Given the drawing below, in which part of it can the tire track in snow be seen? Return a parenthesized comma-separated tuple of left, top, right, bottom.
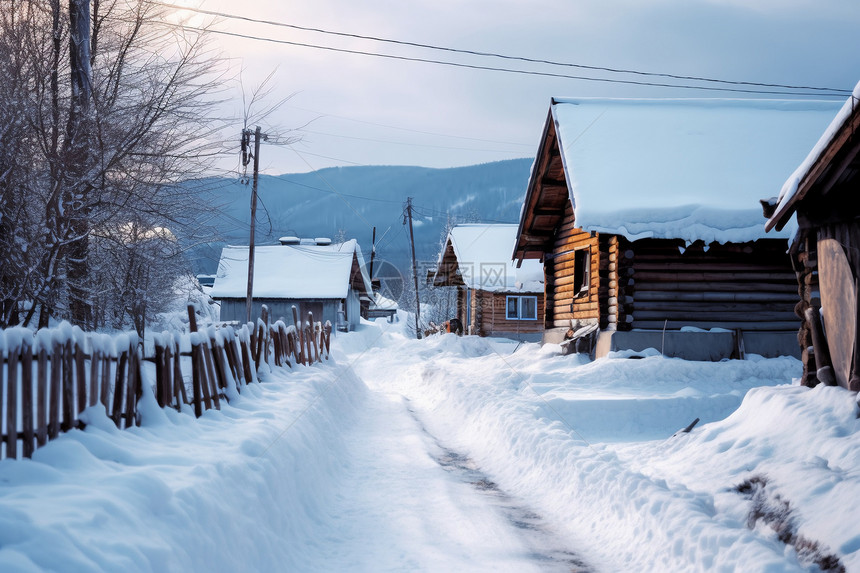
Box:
(404, 403, 592, 573)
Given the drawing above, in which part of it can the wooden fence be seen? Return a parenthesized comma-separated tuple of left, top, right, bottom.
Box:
(0, 305, 332, 460)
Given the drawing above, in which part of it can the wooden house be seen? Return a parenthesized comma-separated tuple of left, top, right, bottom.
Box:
(210, 237, 373, 331)
(513, 98, 841, 360)
(765, 85, 860, 390)
(434, 224, 544, 340)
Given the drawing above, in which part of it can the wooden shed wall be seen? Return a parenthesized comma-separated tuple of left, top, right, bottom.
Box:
(623, 238, 800, 331)
(472, 291, 545, 337)
(218, 298, 340, 329)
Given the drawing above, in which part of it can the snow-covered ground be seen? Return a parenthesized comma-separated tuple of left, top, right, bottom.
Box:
(1, 317, 858, 572)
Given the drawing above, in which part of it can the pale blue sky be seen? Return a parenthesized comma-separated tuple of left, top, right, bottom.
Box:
(172, 0, 860, 175)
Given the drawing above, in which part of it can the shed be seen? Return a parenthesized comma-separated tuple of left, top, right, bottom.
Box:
(434, 224, 544, 340)
(765, 83, 860, 390)
(210, 238, 373, 331)
(513, 98, 841, 360)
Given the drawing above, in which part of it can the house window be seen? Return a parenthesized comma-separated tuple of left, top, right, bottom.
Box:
(573, 248, 591, 298)
(506, 295, 538, 321)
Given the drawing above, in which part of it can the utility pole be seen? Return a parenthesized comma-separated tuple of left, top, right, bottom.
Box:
(369, 226, 377, 281)
(404, 198, 422, 339)
(242, 126, 265, 323)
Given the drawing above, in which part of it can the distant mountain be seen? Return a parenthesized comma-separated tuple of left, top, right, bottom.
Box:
(185, 158, 533, 278)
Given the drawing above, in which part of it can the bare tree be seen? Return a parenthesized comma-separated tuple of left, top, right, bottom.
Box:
(0, 0, 227, 332)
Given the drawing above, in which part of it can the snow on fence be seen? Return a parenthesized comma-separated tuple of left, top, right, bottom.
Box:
(0, 305, 332, 460)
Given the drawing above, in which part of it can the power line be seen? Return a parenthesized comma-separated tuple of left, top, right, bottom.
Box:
(152, 1, 851, 96)
(175, 25, 850, 98)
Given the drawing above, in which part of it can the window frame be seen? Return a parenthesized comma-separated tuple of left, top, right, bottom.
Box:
(505, 295, 539, 321)
(573, 248, 591, 299)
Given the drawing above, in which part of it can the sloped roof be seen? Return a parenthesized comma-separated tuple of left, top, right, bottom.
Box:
(210, 239, 372, 300)
(515, 98, 841, 256)
(766, 81, 860, 231)
(436, 224, 543, 293)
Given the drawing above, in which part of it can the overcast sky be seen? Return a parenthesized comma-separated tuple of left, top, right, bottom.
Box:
(169, 0, 860, 175)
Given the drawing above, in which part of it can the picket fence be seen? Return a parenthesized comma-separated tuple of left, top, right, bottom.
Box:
(0, 304, 332, 460)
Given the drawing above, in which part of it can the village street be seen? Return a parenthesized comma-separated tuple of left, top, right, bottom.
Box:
(310, 333, 591, 572)
(1, 317, 857, 572)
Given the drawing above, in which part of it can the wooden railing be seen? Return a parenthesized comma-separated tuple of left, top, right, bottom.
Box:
(0, 305, 333, 460)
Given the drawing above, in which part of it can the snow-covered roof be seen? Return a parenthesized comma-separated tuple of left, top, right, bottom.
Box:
(550, 98, 842, 243)
(767, 81, 860, 231)
(210, 239, 372, 300)
(444, 224, 543, 292)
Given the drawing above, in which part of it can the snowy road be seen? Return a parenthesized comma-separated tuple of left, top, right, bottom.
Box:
(307, 367, 590, 572)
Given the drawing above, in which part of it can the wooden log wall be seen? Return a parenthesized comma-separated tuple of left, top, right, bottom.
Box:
(625, 238, 801, 331)
(545, 203, 601, 329)
(479, 291, 545, 336)
(0, 304, 334, 460)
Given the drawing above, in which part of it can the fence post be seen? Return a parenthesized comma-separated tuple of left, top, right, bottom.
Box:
(190, 335, 204, 418)
(6, 335, 20, 459)
(89, 347, 100, 408)
(279, 323, 291, 368)
(100, 339, 111, 416)
(37, 343, 48, 447)
(225, 334, 243, 389)
(240, 328, 255, 384)
(324, 321, 332, 359)
(154, 336, 165, 408)
(61, 338, 75, 432)
(125, 342, 140, 429)
(202, 340, 220, 410)
(304, 321, 313, 365)
(49, 338, 62, 439)
(21, 335, 34, 458)
(73, 330, 87, 417)
(112, 346, 128, 428)
(308, 312, 320, 363)
(161, 341, 174, 410)
(172, 335, 188, 408)
(292, 306, 304, 365)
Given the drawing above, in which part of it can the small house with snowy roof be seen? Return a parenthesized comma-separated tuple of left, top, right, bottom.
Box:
(434, 224, 544, 340)
(210, 237, 373, 331)
(513, 98, 841, 360)
(764, 83, 860, 390)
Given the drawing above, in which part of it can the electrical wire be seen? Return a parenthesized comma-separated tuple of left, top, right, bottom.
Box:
(151, 1, 852, 96)
(177, 25, 849, 98)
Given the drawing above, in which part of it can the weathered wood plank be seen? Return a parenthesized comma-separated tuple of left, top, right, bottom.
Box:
(191, 342, 204, 417)
(75, 339, 87, 415)
(633, 271, 797, 282)
(632, 319, 800, 331)
(124, 346, 139, 429)
(202, 342, 220, 410)
(61, 339, 74, 432)
(37, 346, 48, 447)
(20, 338, 34, 458)
(632, 310, 799, 321)
(6, 341, 19, 458)
(89, 348, 100, 408)
(634, 290, 799, 303)
(111, 348, 128, 428)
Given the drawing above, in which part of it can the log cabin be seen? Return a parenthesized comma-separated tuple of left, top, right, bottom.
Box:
(765, 83, 860, 390)
(434, 224, 544, 340)
(210, 237, 373, 331)
(514, 98, 841, 360)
